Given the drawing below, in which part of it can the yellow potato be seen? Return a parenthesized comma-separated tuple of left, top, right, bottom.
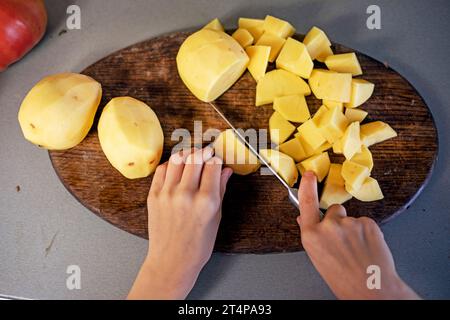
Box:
(245, 45, 271, 82)
(294, 131, 331, 158)
(323, 99, 343, 110)
(256, 69, 311, 106)
(232, 28, 254, 48)
(213, 129, 261, 175)
(351, 145, 373, 172)
(276, 37, 313, 78)
(318, 105, 349, 144)
(341, 122, 361, 160)
(277, 137, 308, 162)
(309, 69, 352, 102)
(263, 15, 295, 38)
(319, 163, 352, 209)
(297, 151, 330, 182)
(273, 94, 311, 123)
(345, 79, 375, 108)
(345, 108, 368, 123)
(176, 29, 249, 102)
(297, 119, 326, 151)
(342, 160, 370, 191)
(325, 53, 362, 76)
(316, 45, 334, 63)
(332, 138, 343, 154)
(360, 121, 397, 147)
(312, 105, 329, 126)
(98, 97, 164, 179)
(203, 18, 224, 32)
(238, 18, 264, 42)
(269, 111, 296, 145)
(303, 26, 332, 61)
(18, 73, 102, 150)
(255, 32, 286, 62)
(260, 149, 298, 187)
(346, 177, 384, 202)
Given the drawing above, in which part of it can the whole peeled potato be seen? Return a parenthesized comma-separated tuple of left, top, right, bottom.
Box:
(18, 73, 102, 150)
(177, 28, 249, 102)
(98, 97, 164, 179)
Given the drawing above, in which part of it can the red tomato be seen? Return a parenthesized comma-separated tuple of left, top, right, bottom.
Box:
(0, 0, 47, 71)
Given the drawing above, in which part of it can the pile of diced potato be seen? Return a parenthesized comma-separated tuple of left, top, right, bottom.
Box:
(195, 16, 398, 208)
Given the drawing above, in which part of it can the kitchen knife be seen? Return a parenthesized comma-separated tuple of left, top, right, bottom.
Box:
(208, 102, 301, 209)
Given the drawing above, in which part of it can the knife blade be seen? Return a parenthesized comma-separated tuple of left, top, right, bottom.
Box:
(208, 102, 300, 209)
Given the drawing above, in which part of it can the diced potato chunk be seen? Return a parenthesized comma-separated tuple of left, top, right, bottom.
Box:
(203, 18, 225, 32)
(342, 160, 370, 190)
(318, 105, 349, 144)
(263, 15, 295, 39)
(177, 29, 249, 102)
(325, 53, 362, 76)
(260, 149, 298, 187)
(312, 105, 329, 126)
(276, 37, 313, 78)
(98, 97, 164, 179)
(316, 44, 333, 63)
(256, 32, 286, 62)
(345, 108, 368, 123)
(319, 163, 352, 209)
(213, 129, 261, 175)
(314, 141, 332, 155)
(297, 152, 330, 182)
(360, 121, 397, 147)
(345, 79, 375, 108)
(326, 163, 346, 185)
(273, 94, 310, 123)
(278, 137, 308, 162)
(297, 119, 326, 150)
(239, 17, 264, 30)
(309, 69, 352, 102)
(351, 145, 373, 172)
(269, 111, 296, 145)
(303, 26, 332, 61)
(256, 69, 311, 106)
(246, 45, 271, 82)
(232, 28, 254, 48)
(323, 99, 343, 110)
(320, 183, 353, 209)
(238, 18, 265, 42)
(341, 122, 361, 160)
(346, 177, 384, 202)
(332, 138, 343, 154)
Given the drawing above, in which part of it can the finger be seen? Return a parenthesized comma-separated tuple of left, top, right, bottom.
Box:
(324, 204, 347, 221)
(199, 157, 223, 195)
(149, 162, 168, 195)
(181, 147, 214, 189)
(164, 148, 196, 186)
(297, 171, 321, 229)
(220, 167, 233, 199)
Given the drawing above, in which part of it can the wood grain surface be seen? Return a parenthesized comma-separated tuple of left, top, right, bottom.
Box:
(49, 31, 438, 253)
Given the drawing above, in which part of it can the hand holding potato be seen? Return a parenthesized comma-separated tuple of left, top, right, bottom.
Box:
(128, 147, 233, 300)
(298, 171, 419, 300)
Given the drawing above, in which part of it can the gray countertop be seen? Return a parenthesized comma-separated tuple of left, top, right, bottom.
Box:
(0, 0, 449, 299)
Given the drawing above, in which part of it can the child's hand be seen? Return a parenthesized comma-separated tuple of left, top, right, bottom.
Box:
(297, 171, 419, 300)
(128, 147, 233, 300)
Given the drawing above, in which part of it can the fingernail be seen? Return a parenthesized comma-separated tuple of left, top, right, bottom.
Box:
(224, 167, 233, 179)
(304, 171, 315, 177)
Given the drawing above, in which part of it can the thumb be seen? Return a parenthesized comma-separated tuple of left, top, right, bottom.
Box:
(220, 167, 233, 199)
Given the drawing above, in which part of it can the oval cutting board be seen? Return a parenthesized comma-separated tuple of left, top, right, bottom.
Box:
(49, 31, 438, 253)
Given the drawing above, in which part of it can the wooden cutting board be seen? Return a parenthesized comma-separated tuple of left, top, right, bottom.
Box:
(49, 31, 438, 253)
